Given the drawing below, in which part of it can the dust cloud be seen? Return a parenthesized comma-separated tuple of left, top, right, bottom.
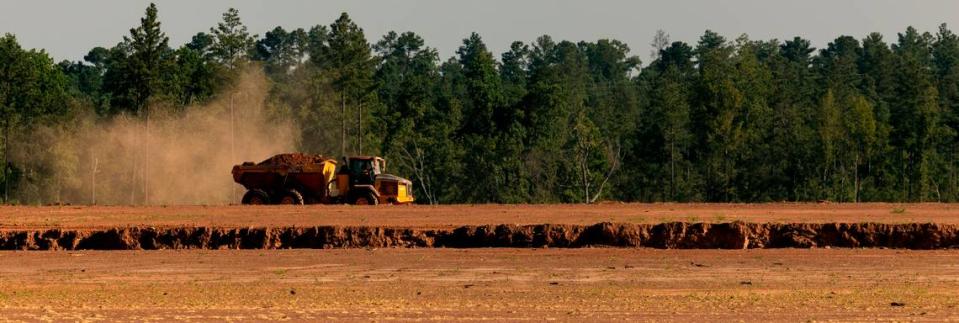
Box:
(13, 67, 296, 205)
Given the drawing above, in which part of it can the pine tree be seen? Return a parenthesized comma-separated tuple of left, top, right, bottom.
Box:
(210, 8, 255, 69)
(693, 30, 741, 201)
(308, 13, 376, 156)
(452, 33, 510, 202)
(933, 24, 959, 199)
(122, 2, 175, 114)
(892, 27, 941, 200)
(373, 31, 447, 203)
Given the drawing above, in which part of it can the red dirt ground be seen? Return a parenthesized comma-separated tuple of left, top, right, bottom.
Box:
(0, 248, 956, 321)
(1, 203, 958, 229)
(2, 204, 957, 320)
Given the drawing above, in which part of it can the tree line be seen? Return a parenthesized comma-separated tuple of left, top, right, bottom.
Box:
(3, 4, 959, 204)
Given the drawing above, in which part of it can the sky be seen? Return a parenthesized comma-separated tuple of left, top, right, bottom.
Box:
(1, 0, 958, 63)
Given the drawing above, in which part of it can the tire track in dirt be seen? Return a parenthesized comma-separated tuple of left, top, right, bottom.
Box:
(1, 222, 958, 250)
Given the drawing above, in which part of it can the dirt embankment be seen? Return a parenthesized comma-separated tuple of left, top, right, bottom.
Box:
(2, 222, 958, 250)
(6, 204, 959, 230)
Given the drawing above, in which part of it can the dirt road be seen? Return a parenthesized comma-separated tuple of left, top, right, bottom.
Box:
(0, 249, 955, 321)
(2, 203, 958, 229)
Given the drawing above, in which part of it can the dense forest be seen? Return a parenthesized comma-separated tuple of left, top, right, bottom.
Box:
(3, 4, 959, 204)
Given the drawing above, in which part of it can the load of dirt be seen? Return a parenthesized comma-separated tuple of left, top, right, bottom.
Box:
(256, 153, 332, 166)
(1, 222, 958, 250)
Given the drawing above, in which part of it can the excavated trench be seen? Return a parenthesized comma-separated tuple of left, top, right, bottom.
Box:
(2, 222, 959, 250)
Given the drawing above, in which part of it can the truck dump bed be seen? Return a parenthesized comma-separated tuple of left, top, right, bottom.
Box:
(232, 153, 337, 198)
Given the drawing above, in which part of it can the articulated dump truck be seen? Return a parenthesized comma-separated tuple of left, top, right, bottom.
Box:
(231, 153, 414, 205)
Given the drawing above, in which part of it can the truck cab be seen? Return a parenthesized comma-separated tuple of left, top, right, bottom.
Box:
(347, 156, 383, 185)
(334, 156, 414, 205)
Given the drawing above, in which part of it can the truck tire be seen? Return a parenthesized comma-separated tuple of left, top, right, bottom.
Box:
(241, 189, 270, 205)
(278, 189, 304, 205)
(352, 191, 378, 206)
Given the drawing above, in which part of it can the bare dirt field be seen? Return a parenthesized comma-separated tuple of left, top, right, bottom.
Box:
(2, 202, 958, 229)
(1, 204, 958, 321)
(0, 248, 956, 321)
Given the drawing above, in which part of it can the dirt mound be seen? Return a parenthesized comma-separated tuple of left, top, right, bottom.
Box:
(257, 153, 331, 166)
(1, 222, 958, 250)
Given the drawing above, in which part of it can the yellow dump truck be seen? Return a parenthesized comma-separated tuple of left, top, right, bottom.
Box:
(231, 153, 414, 205)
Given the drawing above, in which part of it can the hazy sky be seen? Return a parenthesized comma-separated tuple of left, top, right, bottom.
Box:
(2, 0, 958, 62)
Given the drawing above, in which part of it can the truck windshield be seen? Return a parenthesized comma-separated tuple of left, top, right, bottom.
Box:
(349, 159, 380, 175)
(349, 159, 370, 174)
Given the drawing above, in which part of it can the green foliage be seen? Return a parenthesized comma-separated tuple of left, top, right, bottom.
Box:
(115, 2, 177, 114)
(453, 33, 512, 202)
(209, 8, 255, 68)
(0, 34, 72, 203)
(372, 31, 449, 203)
(174, 40, 225, 106)
(304, 13, 377, 156)
(253, 26, 308, 77)
(10, 6, 959, 204)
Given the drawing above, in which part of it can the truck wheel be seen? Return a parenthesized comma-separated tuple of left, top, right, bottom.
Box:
(241, 189, 270, 205)
(352, 191, 378, 206)
(278, 189, 304, 205)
